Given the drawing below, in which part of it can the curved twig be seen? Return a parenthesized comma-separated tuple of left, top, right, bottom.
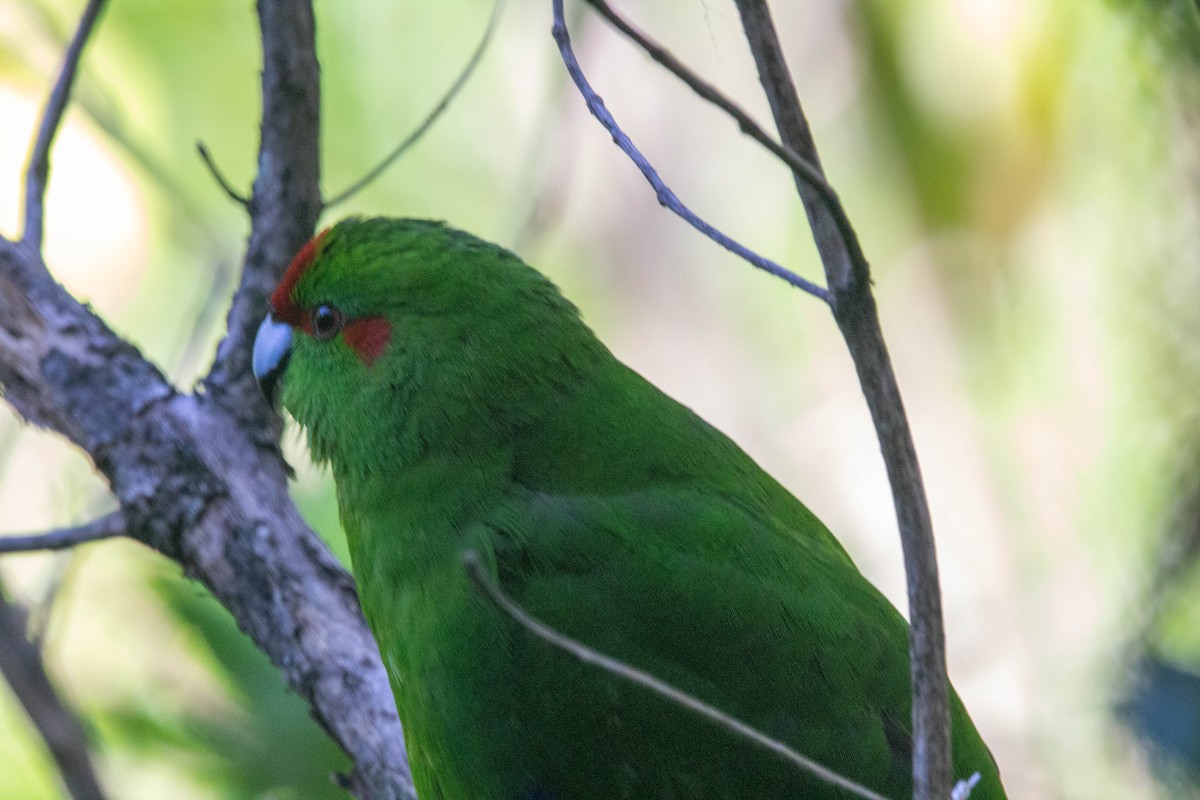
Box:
(549, 0, 829, 302)
(463, 550, 889, 800)
(0, 510, 125, 554)
(22, 0, 109, 251)
(577, 0, 865, 272)
(196, 142, 250, 207)
(323, 0, 507, 209)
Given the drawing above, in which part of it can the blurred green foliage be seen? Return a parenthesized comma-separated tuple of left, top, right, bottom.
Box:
(104, 572, 350, 799)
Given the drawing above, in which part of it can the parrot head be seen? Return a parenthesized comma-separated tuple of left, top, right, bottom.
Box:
(252, 217, 602, 475)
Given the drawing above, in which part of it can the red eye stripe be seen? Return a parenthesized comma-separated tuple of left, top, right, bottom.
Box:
(343, 317, 392, 366)
(270, 228, 330, 327)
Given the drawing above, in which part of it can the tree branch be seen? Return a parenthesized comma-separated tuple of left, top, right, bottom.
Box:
(0, 511, 124, 554)
(0, 237, 415, 800)
(549, 0, 829, 301)
(0, 0, 416, 795)
(0, 581, 107, 800)
(730, 3, 952, 798)
(21, 0, 108, 251)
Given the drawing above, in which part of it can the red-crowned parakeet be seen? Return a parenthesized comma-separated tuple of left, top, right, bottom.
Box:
(252, 217, 1007, 800)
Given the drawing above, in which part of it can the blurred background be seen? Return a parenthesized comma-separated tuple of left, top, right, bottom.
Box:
(1, 0, 1199, 797)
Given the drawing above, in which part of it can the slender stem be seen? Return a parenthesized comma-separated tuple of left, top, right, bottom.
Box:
(0, 511, 124, 554)
(0, 581, 108, 800)
(203, 0, 324, 426)
(324, 0, 507, 208)
(731, 3, 951, 798)
(463, 551, 889, 800)
(196, 142, 250, 206)
(550, 0, 829, 302)
(22, 0, 109, 251)
(564, 0, 955, 794)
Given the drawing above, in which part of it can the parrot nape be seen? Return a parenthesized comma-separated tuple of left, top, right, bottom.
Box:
(251, 216, 1007, 800)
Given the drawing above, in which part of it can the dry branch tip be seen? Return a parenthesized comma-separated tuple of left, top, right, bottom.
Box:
(197, 142, 250, 207)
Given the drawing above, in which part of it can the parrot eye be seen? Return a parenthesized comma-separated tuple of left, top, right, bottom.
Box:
(310, 303, 344, 341)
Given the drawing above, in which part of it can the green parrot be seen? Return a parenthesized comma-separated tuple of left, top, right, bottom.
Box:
(251, 217, 1007, 800)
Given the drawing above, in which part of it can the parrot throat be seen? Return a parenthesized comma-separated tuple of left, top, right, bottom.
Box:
(329, 331, 612, 579)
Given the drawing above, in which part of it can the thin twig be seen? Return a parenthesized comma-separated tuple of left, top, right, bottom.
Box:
(0, 579, 108, 800)
(21, 0, 109, 251)
(0, 511, 125, 555)
(324, 0, 507, 209)
(462, 550, 889, 800)
(549, 0, 830, 302)
(196, 142, 250, 207)
(730, 3, 951, 798)
(577, 0, 864, 271)
(202, 0, 324, 430)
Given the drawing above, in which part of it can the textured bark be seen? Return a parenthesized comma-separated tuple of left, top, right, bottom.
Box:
(0, 236, 414, 800)
(0, 0, 415, 797)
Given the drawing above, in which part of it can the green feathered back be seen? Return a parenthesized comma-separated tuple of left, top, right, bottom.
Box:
(274, 217, 1007, 800)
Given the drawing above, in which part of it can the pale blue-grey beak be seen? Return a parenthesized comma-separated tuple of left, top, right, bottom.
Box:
(252, 314, 292, 405)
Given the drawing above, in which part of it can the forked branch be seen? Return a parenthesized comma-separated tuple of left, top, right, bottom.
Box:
(0, 1, 415, 798)
(577, 0, 864, 271)
(730, 4, 951, 797)
(549, 0, 829, 301)
(555, 1, 953, 797)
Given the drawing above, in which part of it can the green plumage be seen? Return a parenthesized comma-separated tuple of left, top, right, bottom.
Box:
(266, 217, 1007, 799)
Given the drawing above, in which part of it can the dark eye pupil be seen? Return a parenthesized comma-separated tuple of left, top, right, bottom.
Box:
(311, 304, 341, 339)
